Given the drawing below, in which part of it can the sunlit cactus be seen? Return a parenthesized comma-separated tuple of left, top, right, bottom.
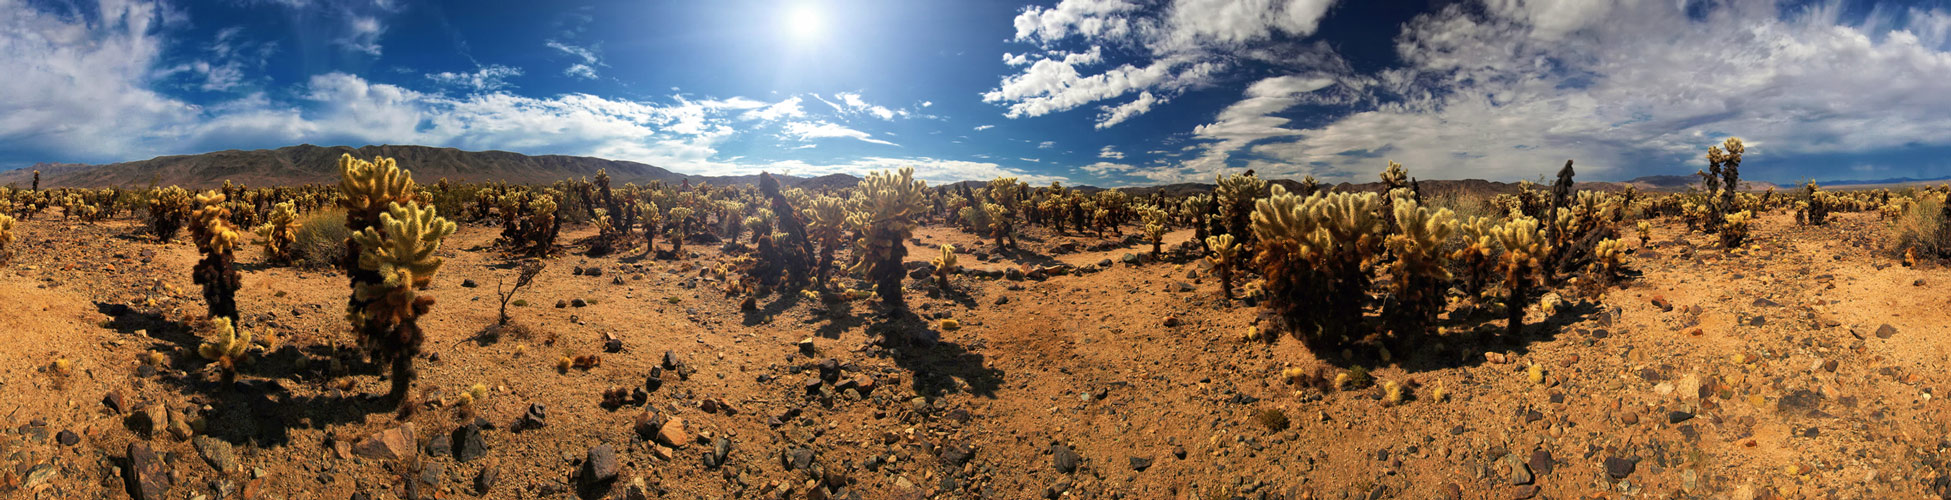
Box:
(666, 206, 694, 256)
(985, 177, 1023, 248)
(846, 167, 928, 310)
(1215, 172, 1269, 246)
(1251, 186, 1385, 340)
(635, 200, 660, 256)
(347, 201, 457, 400)
(1590, 237, 1626, 282)
(1636, 220, 1652, 247)
(0, 213, 14, 266)
(1720, 210, 1752, 248)
(1383, 198, 1456, 333)
(1140, 204, 1169, 256)
(802, 195, 848, 284)
(931, 244, 958, 290)
(254, 201, 302, 264)
(196, 317, 252, 384)
(1451, 216, 1498, 300)
(1492, 216, 1548, 337)
(1205, 234, 1239, 301)
(190, 191, 243, 323)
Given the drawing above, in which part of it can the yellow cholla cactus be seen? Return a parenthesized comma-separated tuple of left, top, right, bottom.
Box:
(1139, 204, 1169, 255)
(1249, 186, 1385, 338)
(1450, 215, 1499, 300)
(1590, 238, 1626, 281)
(0, 213, 14, 265)
(350, 202, 458, 301)
(189, 191, 240, 254)
(1384, 198, 1456, 330)
(254, 201, 301, 264)
(196, 317, 251, 381)
(337, 154, 417, 220)
(1635, 220, 1652, 246)
(1205, 233, 1239, 301)
(1721, 210, 1752, 248)
(932, 244, 959, 289)
(1493, 216, 1547, 337)
(846, 167, 928, 308)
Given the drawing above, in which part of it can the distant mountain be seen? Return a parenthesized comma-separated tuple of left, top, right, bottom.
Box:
(0, 145, 854, 190)
(1780, 175, 1951, 188)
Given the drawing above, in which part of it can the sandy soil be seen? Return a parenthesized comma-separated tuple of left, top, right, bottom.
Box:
(0, 210, 1948, 500)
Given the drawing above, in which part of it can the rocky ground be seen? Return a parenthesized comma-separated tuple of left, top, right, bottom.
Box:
(0, 210, 1947, 500)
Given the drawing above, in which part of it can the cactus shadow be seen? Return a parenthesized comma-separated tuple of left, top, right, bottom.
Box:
(741, 291, 803, 327)
(872, 310, 1003, 399)
(811, 300, 864, 339)
(1378, 299, 1602, 373)
(95, 301, 198, 350)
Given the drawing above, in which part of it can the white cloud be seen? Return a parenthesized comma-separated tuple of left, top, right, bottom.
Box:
(564, 64, 597, 80)
(338, 15, 384, 55)
(781, 121, 898, 146)
(989, 0, 1338, 127)
(1020, 158, 1040, 162)
(1081, 161, 1135, 174)
(817, 91, 897, 120)
(547, 40, 603, 79)
(973, 124, 995, 131)
(425, 65, 522, 91)
(740, 96, 806, 121)
(750, 157, 1068, 185)
(1037, 140, 1056, 149)
(1097, 145, 1124, 159)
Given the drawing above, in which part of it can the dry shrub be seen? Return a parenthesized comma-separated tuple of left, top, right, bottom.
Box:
(293, 210, 348, 268)
(1892, 194, 1951, 259)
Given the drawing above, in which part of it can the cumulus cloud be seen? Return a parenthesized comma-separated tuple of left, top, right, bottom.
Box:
(1138, 0, 1951, 183)
(987, 0, 1337, 127)
(740, 96, 806, 121)
(752, 157, 1067, 184)
(1097, 145, 1124, 159)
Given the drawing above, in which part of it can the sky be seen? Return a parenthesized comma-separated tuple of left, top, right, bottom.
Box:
(5, 0, 1951, 186)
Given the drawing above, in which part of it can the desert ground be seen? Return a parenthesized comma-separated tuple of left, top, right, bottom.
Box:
(1, 209, 1948, 500)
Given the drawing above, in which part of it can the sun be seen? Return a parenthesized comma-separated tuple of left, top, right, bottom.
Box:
(783, 3, 823, 42)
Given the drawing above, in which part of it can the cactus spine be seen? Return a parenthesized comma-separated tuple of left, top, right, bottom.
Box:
(1383, 198, 1456, 334)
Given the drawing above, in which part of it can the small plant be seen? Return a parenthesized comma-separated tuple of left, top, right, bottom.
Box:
(0, 213, 14, 266)
(455, 383, 489, 420)
(1527, 363, 1544, 384)
(930, 244, 958, 290)
(940, 318, 960, 330)
(1253, 408, 1289, 431)
(196, 317, 251, 384)
(1429, 381, 1448, 402)
(1381, 380, 1405, 405)
(1140, 204, 1169, 256)
(1589, 238, 1626, 283)
(496, 260, 546, 326)
(1205, 234, 1238, 300)
(1636, 220, 1651, 246)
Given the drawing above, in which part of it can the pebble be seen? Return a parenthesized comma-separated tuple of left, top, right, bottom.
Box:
(1051, 444, 1080, 474)
(1604, 456, 1639, 480)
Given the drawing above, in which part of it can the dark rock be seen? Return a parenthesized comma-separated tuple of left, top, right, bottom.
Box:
(103, 391, 128, 414)
(604, 337, 624, 353)
(1129, 456, 1153, 472)
(1876, 324, 1898, 339)
(1604, 456, 1639, 480)
(580, 444, 620, 490)
(56, 429, 79, 446)
(1512, 484, 1539, 499)
(1172, 445, 1187, 460)
(1527, 449, 1554, 476)
(787, 448, 815, 471)
(518, 403, 547, 430)
(1440, 483, 1462, 500)
(474, 465, 498, 495)
(461, 279, 477, 288)
(571, 298, 588, 308)
(125, 442, 168, 500)
(940, 442, 973, 466)
(555, 300, 568, 308)
(425, 433, 452, 457)
(662, 351, 682, 370)
(1051, 444, 1080, 474)
(1503, 452, 1533, 485)
(453, 424, 486, 462)
(1668, 411, 1695, 424)
(192, 435, 237, 473)
(644, 372, 664, 392)
(797, 338, 817, 356)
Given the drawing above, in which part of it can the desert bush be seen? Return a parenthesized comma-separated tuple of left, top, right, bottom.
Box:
(1891, 193, 1951, 259)
(846, 167, 928, 309)
(496, 260, 545, 326)
(292, 210, 349, 268)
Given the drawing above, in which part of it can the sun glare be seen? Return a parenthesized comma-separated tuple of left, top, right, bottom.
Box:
(784, 4, 823, 42)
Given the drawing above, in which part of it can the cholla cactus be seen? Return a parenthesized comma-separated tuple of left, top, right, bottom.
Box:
(985, 177, 1023, 248)
(1492, 216, 1547, 337)
(348, 201, 457, 400)
(254, 201, 302, 264)
(635, 200, 660, 256)
(1589, 238, 1626, 282)
(1450, 216, 1499, 301)
(958, 203, 993, 245)
(147, 186, 194, 241)
(666, 206, 694, 256)
(931, 244, 958, 290)
(1139, 204, 1169, 256)
(1251, 187, 1385, 340)
(190, 191, 243, 323)
(1798, 181, 1831, 226)
(846, 167, 928, 309)
(802, 195, 848, 284)
(1215, 172, 1269, 246)
(196, 317, 251, 384)
(1635, 221, 1651, 247)
(1383, 198, 1456, 333)
(1720, 210, 1752, 248)
(1205, 234, 1239, 301)
(0, 213, 14, 266)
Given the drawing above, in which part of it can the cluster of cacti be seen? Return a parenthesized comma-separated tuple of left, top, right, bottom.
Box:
(0, 213, 14, 266)
(1589, 238, 1626, 282)
(1492, 216, 1547, 336)
(338, 154, 456, 400)
(1797, 181, 1832, 226)
(1382, 198, 1456, 334)
(1215, 172, 1269, 249)
(147, 186, 194, 241)
(802, 195, 848, 284)
(1451, 216, 1499, 300)
(1720, 210, 1753, 248)
(749, 173, 815, 289)
(1249, 187, 1385, 340)
(845, 167, 928, 309)
(984, 177, 1023, 248)
(190, 191, 243, 324)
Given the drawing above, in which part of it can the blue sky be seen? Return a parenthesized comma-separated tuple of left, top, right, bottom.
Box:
(5, 0, 1951, 186)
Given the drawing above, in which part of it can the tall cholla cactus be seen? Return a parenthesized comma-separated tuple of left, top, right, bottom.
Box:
(336, 153, 454, 400)
(931, 244, 958, 290)
(0, 213, 14, 266)
(1215, 172, 1269, 247)
(197, 317, 251, 384)
(666, 206, 694, 256)
(190, 191, 243, 324)
(985, 177, 1023, 248)
(1451, 216, 1498, 301)
(636, 200, 660, 256)
(1251, 187, 1385, 340)
(1635, 221, 1652, 247)
(846, 167, 928, 309)
(1205, 234, 1239, 301)
(349, 202, 457, 400)
(1383, 198, 1456, 333)
(1140, 204, 1169, 256)
(803, 195, 848, 284)
(1492, 216, 1547, 337)
(254, 201, 302, 264)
